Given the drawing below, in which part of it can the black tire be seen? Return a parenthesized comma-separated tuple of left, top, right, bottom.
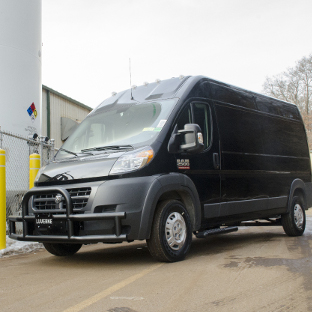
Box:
(147, 200, 192, 262)
(43, 243, 82, 256)
(282, 196, 306, 236)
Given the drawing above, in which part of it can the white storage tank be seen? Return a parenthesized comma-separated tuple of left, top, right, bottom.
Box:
(0, 0, 42, 137)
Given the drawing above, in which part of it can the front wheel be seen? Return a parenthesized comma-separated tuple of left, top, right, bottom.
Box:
(43, 243, 82, 256)
(282, 196, 306, 236)
(147, 200, 192, 262)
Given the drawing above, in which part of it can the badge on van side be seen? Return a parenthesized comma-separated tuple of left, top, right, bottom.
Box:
(177, 159, 190, 170)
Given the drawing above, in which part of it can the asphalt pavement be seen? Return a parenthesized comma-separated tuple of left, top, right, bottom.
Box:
(1, 211, 312, 312)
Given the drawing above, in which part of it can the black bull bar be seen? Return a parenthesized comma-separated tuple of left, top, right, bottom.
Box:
(9, 187, 127, 244)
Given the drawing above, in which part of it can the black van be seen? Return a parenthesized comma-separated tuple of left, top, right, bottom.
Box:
(9, 76, 312, 262)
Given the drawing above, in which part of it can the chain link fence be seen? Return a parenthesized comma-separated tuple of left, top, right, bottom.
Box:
(0, 129, 55, 227)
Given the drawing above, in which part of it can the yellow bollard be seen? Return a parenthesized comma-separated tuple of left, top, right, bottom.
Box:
(29, 153, 40, 189)
(0, 149, 6, 250)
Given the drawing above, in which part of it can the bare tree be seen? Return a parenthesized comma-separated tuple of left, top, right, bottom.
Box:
(263, 54, 312, 148)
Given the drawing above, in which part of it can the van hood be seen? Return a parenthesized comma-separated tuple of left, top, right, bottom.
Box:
(36, 152, 124, 184)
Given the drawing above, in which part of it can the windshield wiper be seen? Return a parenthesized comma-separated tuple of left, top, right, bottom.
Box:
(59, 147, 78, 157)
(81, 145, 134, 152)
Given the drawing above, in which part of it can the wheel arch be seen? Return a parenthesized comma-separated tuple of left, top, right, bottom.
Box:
(138, 173, 201, 240)
(288, 179, 308, 211)
(157, 189, 197, 229)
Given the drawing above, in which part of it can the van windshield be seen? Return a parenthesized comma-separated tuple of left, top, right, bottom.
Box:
(56, 98, 177, 160)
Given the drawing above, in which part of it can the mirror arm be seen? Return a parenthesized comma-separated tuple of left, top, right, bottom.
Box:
(177, 129, 193, 135)
(168, 125, 181, 153)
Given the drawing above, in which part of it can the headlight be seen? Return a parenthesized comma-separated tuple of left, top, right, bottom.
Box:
(109, 146, 154, 175)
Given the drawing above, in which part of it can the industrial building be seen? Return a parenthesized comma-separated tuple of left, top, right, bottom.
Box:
(41, 85, 93, 149)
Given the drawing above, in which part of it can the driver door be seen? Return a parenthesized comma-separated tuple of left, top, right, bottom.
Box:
(175, 100, 221, 218)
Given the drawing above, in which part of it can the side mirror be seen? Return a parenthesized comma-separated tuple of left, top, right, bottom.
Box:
(168, 124, 204, 154)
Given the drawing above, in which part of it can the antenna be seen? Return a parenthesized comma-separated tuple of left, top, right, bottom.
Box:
(129, 58, 133, 100)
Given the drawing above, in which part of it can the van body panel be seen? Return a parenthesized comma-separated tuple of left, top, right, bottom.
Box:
(204, 196, 288, 218)
(36, 153, 123, 184)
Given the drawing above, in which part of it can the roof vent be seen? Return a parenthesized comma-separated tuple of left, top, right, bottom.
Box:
(111, 92, 117, 96)
(179, 75, 185, 80)
(155, 79, 161, 84)
(143, 81, 149, 86)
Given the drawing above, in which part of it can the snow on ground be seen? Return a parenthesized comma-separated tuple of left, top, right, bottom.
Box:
(0, 236, 43, 258)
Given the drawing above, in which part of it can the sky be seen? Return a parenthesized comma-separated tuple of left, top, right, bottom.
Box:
(42, 0, 312, 109)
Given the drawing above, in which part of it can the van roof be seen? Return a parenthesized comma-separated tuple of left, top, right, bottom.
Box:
(94, 75, 300, 120)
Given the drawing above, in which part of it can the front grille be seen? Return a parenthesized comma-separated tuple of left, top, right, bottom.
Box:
(33, 187, 91, 211)
(67, 188, 91, 197)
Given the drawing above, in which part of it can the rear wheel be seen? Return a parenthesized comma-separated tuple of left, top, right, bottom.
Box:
(147, 200, 192, 262)
(43, 243, 82, 256)
(282, 196, 306, 236)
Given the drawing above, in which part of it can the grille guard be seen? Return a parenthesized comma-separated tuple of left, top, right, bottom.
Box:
(9, 187, 127, 244)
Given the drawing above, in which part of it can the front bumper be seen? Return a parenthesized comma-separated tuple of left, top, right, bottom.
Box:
(9, 186, 127, 244)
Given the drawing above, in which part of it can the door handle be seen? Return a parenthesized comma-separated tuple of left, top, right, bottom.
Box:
(213, 153, 220, 170)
